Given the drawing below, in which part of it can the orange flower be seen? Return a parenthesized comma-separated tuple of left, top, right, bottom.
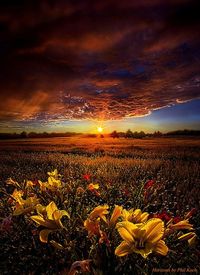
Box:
(84, 218, 100, 237)
(169, 220, 193, 231)
(89, 205, 109, 223)
(87, 183, 100, 196)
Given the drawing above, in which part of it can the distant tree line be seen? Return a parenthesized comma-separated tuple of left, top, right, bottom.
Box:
(109, 129, 200, 139)
(0, 131, 81, 140)
(0, 129, 199, 140)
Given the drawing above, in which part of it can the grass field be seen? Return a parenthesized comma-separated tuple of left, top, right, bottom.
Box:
(0, 136, 200, 274)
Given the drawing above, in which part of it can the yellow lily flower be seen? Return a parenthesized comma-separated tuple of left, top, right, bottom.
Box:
(47, 169, 61, 178)
(13, 196, 39, 215)
(121, 208, 149, 224)
(25, 180, 34, 188)
(47, 176, 62, 190)
(115, 218, 168, 258)
(11, 189, 24, 204)
(89, 205, 109, 223)
(169, 220, 193, 231)
(109, 205, 123, 227)
(31, 201, 70, 243)
(38, 170, 62, 191)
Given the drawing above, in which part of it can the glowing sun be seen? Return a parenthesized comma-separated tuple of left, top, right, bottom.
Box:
(97, 126, 103, 133)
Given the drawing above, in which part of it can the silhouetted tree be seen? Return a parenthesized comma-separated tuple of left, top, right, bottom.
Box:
(20, 131, 27, 138)
(110, 131, 119, 138)
(125, 129, 133, 138)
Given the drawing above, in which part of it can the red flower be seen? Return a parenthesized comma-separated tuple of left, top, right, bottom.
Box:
(154, 211, 172, 222)
(144, 179, 155, 189)
(123, 188, 130, 197)
(83, 174, 91, 181)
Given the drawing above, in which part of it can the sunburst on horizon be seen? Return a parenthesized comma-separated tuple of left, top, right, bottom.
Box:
(97, 126, 103, 133)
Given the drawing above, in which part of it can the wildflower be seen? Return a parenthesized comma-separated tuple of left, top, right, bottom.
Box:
(13, 196, 39, 215)
(115, 218, 168, 258)
(169, 219, 194, 231)
(144, 180, 155, 189)
(83, 174, 91, 181)
(121, 208, 149, 224)
(47, 169, 61, 178)
(84, 218, 100, 237)
(84, 205, 109, 237)
(47, 176, 62, 190)
(11, 189, 24, 204)
(154, 211, 172, 223)
(109, 205, 123, 227)
(87, 183, 100, 196)
(31, 201, 70, 243)
(89, 205, 109, 223)
(26, 180, 34, 188)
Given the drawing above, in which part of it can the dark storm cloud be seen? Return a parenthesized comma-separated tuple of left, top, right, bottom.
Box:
(0, 0, 200, 123)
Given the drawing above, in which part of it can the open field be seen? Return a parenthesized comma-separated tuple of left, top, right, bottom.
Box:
(0, 137, 200, 274)
(1, 137, 200, 209)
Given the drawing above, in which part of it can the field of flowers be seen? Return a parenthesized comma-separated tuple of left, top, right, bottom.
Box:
(0, 137, 200, 274)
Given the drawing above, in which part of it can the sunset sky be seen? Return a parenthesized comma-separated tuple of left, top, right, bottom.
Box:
(0, 0, 200, 133)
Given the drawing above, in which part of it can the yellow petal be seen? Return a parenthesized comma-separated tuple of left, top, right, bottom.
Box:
(154, 240, 168, 256)
(121, 209, 133, 221)
(53, 210, 70, 228)
(31, 215, 57, 229)
(170, 220, 193, 231)
(115, 241, 131, 257)
(109, 205, 122, 227)
(143, 218, 164, 243)
(133, 209, 142, 219)
(36, 204, 46, 216)
(39, 229, 53, 243)
(116, 221, 140, 238)
(117, 227, 134, 244)
(46, 201, 58, 220)
(140, 212, 149, 223)
(89, 205, 109, 222)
